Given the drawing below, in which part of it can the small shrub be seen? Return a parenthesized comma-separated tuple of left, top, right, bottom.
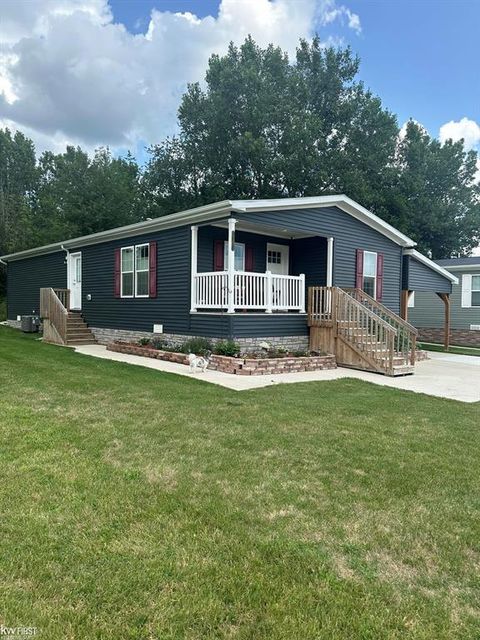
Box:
(181, 337, 213, 356)
(213, 340, 241, 357)
(150, 338, 166, 350)
(0, 297, 6, 322)
(138, 337, 151, 347)
(266, 346, 288, 358)
(292, 349, 309, 357)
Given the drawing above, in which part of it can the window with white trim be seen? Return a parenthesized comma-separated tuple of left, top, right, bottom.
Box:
(121, 246, 134, 298)
(363, 251, 377, 298)
(407, 291, 415, 308)
(135, 244, 149, 297)
(224, 242, 245, 271)
(121, 244, 150, 298)
(472, 275, 480, 307)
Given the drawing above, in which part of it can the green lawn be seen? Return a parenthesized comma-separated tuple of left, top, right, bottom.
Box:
(1, 327, 479, 639)
(419, 342, 480, 358)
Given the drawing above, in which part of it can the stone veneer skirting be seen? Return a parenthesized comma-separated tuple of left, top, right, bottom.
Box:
(418, 327, 480, 348)
(108, 342, 336, 376)
(3, 319, 22, 330)
(90, 326, 309, 353)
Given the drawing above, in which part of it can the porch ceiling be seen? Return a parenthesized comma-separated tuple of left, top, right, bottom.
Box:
(209, 219, 318, 240)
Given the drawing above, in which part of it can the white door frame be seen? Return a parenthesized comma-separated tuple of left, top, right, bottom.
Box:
(68, 251, 82, 310)
(266, 243, 289, 275)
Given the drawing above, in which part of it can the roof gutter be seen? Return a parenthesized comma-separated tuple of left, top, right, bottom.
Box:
(0, 200, 234, 261)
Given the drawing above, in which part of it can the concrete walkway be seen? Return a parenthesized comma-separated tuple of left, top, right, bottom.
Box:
(74, 345, 480, 403)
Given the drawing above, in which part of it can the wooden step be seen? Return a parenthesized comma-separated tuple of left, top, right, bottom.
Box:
(391, 365, 415, 376)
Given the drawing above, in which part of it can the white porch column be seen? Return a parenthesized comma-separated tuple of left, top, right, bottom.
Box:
(190, 225, 198, 313)
(327, 237, 334, 287)
(299, 273, 306, 313)
(227, 218, 236, 313)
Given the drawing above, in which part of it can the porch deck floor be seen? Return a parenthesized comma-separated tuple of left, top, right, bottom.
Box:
(74, 345, 480, 403)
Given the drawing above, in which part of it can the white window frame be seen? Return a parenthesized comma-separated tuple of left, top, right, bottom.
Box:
(472, 274, 480, 307)
(363, 250, 377, 299)
(120, 246, 134, 299)
(224, 241, 245, 271)
(134, 243, 150, 298)
(407, 291, 415, 308)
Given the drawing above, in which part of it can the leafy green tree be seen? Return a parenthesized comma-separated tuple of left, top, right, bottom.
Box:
(34, 146, 144, 241)
(0, 129, 38, 295)
(145, 37, 399, 215)
(385, 121, 480, 257)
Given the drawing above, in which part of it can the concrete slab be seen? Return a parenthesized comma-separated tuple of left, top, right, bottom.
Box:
(74, 345, 480, 403)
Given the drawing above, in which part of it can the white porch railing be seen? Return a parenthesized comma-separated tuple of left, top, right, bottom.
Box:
(193, 271, 306, 313)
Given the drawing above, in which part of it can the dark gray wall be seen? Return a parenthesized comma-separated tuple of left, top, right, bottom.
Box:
(197, 225, 290, 273)
(403, 256, 452, 294)
(7, 252, 66, 319)
(237, 206, 403, 313)
(78, 225, 191, 334)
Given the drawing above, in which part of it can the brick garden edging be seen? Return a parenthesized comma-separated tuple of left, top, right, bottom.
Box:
(107, 342, 337, 376)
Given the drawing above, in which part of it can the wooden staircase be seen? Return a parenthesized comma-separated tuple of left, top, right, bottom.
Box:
(40, 288, 96, 346)
(308, 286, 418, 377)
(65, 311, 96, 345)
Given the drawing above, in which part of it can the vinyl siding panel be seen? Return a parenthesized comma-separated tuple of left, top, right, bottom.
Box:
(7, 252, 66, 319)
(231, 313, 308, 338)
(78, 226, 192, 334)
(197, 225, 289, 273)
(409, 267, 480, 329)
(405, 256, 452, 293)
(236, 207, 402, 313)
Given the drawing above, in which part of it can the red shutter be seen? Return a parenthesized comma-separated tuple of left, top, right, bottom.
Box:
(214, 240, 224, 271)
(114, 248, 121, 298)
(245, 245, 254, 272)
(355, 249, 364, 290)
(376, 253, 384, 301)
(149, 241, 157, 298)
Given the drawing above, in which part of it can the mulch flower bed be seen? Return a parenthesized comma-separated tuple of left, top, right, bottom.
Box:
(107, 341, 337, 376)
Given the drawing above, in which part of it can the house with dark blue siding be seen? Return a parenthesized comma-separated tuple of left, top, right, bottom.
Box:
(1, 196, 457, 371)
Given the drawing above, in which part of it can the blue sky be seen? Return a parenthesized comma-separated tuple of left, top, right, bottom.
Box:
(110, 0, 479, 138)
(0, 0, 478, 162)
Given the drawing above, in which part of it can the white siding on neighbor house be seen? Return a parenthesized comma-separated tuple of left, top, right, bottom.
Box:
(409, 267, 480, 329)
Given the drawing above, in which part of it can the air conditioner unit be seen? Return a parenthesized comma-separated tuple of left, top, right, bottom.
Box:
(153, 324, 164, 334)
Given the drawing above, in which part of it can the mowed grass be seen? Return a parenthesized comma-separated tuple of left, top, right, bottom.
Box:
(1, 327, 480, 639)
(419, 342, 480, 358)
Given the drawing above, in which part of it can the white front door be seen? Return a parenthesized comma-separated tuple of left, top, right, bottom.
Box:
(68, 252, 82, 309)
(266, 243, 289, 275)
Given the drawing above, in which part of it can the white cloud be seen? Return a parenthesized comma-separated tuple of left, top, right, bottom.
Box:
(439, 117, 480, 150)
(0, 0, 361, 156)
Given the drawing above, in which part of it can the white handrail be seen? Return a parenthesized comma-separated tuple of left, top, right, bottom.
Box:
(192, 271, 305, 312)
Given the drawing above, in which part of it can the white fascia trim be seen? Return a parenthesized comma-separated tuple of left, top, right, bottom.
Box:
(232, 195, 416, 247)
(437, 263, 480, 271)
(404, 248, 459, 284)
(0, 201, 233, 261)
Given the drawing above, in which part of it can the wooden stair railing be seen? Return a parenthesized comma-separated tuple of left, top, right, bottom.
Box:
(335, 288, 399, 375)
(308, 287, 415, 376)
(40, 288, 70, 345)
(343, 288, 418, 366)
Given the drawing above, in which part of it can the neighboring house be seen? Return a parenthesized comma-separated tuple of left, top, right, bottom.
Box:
(0, 195, 457, 375)
(409, 256, 480, 347)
